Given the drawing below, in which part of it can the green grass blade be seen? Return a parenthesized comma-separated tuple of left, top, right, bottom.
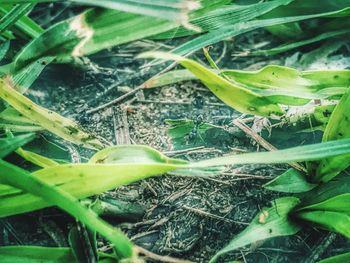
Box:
(11, 56, 55, 92)
(318, 252, 350, 263)
(209, 197, 301, 263)
(299, 193, 350, 214)
(0, 4, 43, 39)
(139, 52, 284, 117)
(0, 145, 187, 216)
(3, 139, 350, 216)
(0, 4, 33, 35)
(0, 246, 76, 263)
(5, 130, 59, 168)
(313, 88, 350, 182)
(263, 168, 317, 193)
(165, 7, 350, 60)
(154, 0, 294, 39)
(296, 210, 350, 239)
(251, 29, 350, 56)
(16, 147, 59, 168)
(0, 133, 35, 158)
(143, 69, 197, 88)
(0, 78, 104, 150)
(2, 0, 201, 23)
(0, 41, 9, 61)
(192, 138, 350, 167)
(144, 64, 350, 106)
(0, 159, 135, 260)
(11, 1, 224, 71)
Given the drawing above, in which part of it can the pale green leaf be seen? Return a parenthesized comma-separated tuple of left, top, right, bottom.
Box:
(0, 78, 104, 150)
(0, 160, 134, 259)
(210, 197, 301, 263)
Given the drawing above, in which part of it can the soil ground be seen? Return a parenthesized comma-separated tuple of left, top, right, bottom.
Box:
(1, 4, 350, 263)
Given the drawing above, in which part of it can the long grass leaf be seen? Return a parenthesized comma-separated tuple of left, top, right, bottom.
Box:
(296, 210, 350, 239)
(154, 0, 294, 39)
(165, 7, 350, 60)
(0, 246, 76, 263)
(0, 133, 35, 158)
(2, 0, 201, 23)
(3, 139, 350, 216)
(140, 52, 283, 117)
(0, 160, 134, 259)
(313, 88, 350, 182)
(0, 4, 33, 35)
(318, 252, 350, 263)
(251, 29, 350, 56)
(11, 1, 225, 70)
(0, 4, 43, 39)
(144, 65, 350, 106)
(0, 78, 104, 150)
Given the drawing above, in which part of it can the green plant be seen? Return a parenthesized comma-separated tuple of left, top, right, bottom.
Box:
(2, 1, 350, 262)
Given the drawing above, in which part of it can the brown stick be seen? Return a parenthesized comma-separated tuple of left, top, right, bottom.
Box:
(86, 86, 143, 114)
(233, 118, 307, 172)
(135, 245, 195, 263)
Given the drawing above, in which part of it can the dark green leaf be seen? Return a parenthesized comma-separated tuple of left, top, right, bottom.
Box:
(0, 133, 35, 158)
(264, 168, 317, 193)
(210, 197, 301, 263)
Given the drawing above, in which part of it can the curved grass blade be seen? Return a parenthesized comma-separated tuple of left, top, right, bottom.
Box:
(161, 6, 350, 62)
(298, 177, 350, 208)
(251, 29, 350, 56)
(1, 0, 201, 23)
(299, 193, 350, 214)
(0, 78, 104, 150)
(0, 145, 188, 216)
(143, 64, 350, 107)
(222, 66, 350, 104)
(209, 197, 301, 263)
(319, 252, 350, 263)
(3, 139, 350, 216)
(0, 159, 135, 260)
(0, 245, 118, 263)
(139, 52, 283, 117)
(143, 69, 197, 88)
(0, 132, 35, 158)
(5, 130, 59, 168)
(296, 210, 350, 239)
(313, 88, 350, 182)
(154, 0, 294, 39)
(11, 1, 224, 71)
(16, 147, 59, 168)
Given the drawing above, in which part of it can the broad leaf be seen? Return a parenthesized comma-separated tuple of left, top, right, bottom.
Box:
(209, 197, 301, 263)
(296, 210, 350, 239)
(264, 168, 317, 193)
